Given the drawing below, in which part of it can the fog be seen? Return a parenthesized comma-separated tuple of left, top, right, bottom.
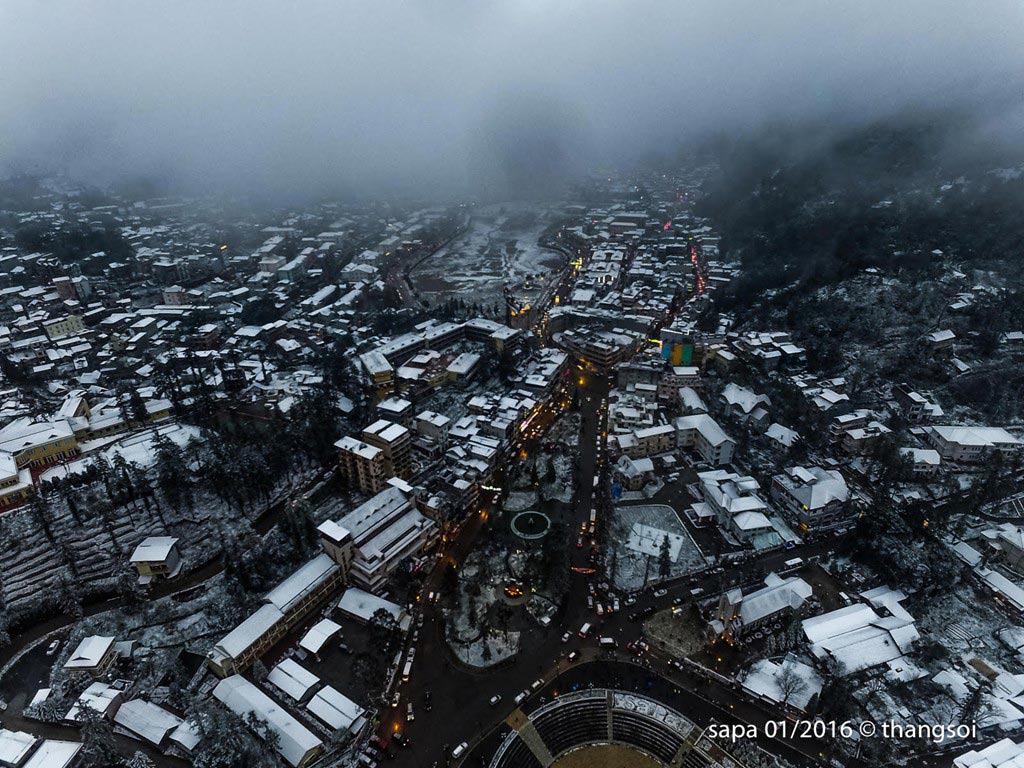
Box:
(2, 1, 1022, 200)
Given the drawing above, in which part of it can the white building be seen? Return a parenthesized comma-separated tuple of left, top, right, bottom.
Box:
(213, 676, 324, 768)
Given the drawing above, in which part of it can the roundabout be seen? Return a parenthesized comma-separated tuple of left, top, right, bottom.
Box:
(510, 510, 552, 541)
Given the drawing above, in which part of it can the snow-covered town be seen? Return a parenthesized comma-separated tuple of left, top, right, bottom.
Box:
(4, 6, 1024, 768)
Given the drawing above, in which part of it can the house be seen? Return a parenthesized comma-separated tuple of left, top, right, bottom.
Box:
(899, 447, 941, 475)
(720, 382, 771, 425)
(925, 328, 956, 353)
(0, 728, 37, 767)
(982, 524, 1024, 571)
(63, 635, 117, 677)
(801, 598, 918, 675)
(20, 741, 83, 768)
(305, 686, 365, 734)
(771, 466, 850, 531)
(129, 536, 182, 583)
(741, 655, 823, 712)
(112, 699, 183, 748)
(674, 414, 735, 466)
(954, 738, 1024, 768)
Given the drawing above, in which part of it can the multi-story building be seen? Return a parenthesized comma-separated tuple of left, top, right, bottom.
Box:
(674, 414, 734, 466)
(318, 483, 437, 592)
(770, 466, 850, 531)
(0, 418, 79, 469)
(924, 425, 1021, 464)
(335, 436, 387, 495)
(363, 420, 412, 479)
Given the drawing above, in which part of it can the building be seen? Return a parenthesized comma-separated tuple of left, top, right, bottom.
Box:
(0, 451, 33, 507)
(674, 414, 734, 466)
(924, 425, 1021, 464)
(770, 466, 850, 531)
(20, 740, 83, 768)
(0, 418, 79, 469)
(208, 554, 343, 677)
(319, 484, 437, 592)
(213, 676, 324, 768)
(362, 420, 412, 479)
(359, 350, 395, 399)
(63, 635, 117, 677)
(709, 572, 813, 641)
(129, 536, 182, 583)
(42, 315, 85, 342)
(335, 436, 387, 495)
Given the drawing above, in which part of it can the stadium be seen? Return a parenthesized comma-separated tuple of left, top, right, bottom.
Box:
(488, 689, 743, 768)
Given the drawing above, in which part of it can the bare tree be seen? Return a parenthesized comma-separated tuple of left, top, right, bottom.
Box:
(777, 660, 809, 706)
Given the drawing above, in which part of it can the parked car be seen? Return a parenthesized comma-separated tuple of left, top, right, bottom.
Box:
(515, 691, 528, 705)
(46, 640, 61, 657)
(654, 588, 668, 598)
(489, 694, 502, 706)
(391, 691, 401, 708)
(561, 632, 571, 643)
(452, 742, 468, 759)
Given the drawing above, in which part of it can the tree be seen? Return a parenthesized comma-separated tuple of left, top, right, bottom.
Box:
(658, 534, 672, 579)
(776, 660, 809, 705)
(369, 608, 398, 652)
(126, 752, 156, 768)
(79, 706, 120, 767)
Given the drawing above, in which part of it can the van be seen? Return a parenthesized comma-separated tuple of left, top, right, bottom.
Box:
(578, 622, 591, 638)
(452, 742, 468, 759)
(599, 637, 617, 649)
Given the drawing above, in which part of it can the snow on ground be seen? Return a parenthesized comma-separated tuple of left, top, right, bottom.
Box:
(411, 203, 562, 306)
(40, 423, 201, 483)
(608, 504, 704, 592)
(450, 630, 520, 668)
(503, 491, 537, 513)
(627, 523, 687, 560)
(541, 453, 574, 503)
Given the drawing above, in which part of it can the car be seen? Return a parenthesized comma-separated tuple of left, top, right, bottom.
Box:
(391, 691, 401, 708)
(577, 537, 584, 548)
(452, 742, 468, 759)
(567, 651, 579, 662)
(612, 597, 621, 612)
(625, 595, 637, 606)
(561, 631, 571, 643)
(514, 691, 528, 705)
(690, 588, 704, 597)
(530, 678, 544, 691)
(392, 731, 408, 747)
(672, 596, 685, 606)
(45, 640, 61, 656)
(587, 595, 594, 608)
(406, 702, 415, 721)
(372, 736, 388, 750)
(595, 603, 604, 616)
(654, 588, 668, 598)
(489, 694, 502, 706)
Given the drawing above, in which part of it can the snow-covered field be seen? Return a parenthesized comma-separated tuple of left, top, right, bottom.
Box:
(607, 504, 705, 592)
(410, 203, 563, 307)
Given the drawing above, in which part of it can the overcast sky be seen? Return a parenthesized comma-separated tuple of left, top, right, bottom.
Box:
(2, 1, 1022, 199)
